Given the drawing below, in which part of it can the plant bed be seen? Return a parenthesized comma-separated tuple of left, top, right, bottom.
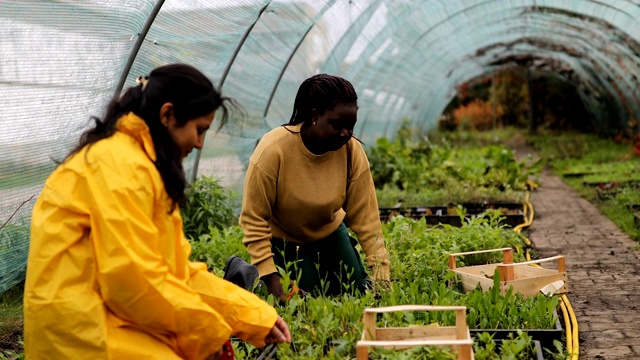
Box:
(596, 186, 620, 200)
(583, 179, 640, 188)
(470, 312, 562, 355)
(473, 336, 545, 360)
(629, 204, 640, 229)
(379, 203, 525, 228)
(595, 182, 640, 200)
(562, 171, 593, 178)
(187, 217, 570, 359)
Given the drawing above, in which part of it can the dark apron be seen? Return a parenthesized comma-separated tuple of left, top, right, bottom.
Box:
(271, 222, 368, 296)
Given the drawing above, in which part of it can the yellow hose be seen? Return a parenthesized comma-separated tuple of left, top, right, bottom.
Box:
(563, 294, 580, 360)
(559, 298, 572, 354)
(518, 191, 579, 360)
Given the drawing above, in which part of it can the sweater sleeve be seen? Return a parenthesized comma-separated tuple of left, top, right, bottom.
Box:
(343, 142, 391, 281)
(239, 161, 279, 277)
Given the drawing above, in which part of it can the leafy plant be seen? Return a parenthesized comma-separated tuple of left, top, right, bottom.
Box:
(464, 273, 559, 330)
(0, 282, 24, 358)
(188, 226, 247, 276)
(368, 125, 540, 200)
(474, 330, 538, 360)
(543, 339, 572, 360)
(0, 223, 30, 294)
(181, 175, 239, 241)
(192, 215, 563, 359)
(529, 130, 640, 242)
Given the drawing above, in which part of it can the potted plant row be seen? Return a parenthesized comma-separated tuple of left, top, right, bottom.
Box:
(379, 202, 526, 228)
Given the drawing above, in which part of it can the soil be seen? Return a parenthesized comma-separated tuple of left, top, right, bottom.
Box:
(0, 317, 23, 353)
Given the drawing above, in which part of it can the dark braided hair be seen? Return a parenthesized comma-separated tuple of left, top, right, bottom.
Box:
(66, 64, 237, 212)
(287, 74, 358, 125)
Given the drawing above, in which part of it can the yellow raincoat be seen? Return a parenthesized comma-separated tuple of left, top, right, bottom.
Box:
(24, 113, 277, 359)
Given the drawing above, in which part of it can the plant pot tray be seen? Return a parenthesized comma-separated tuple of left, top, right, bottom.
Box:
(449, 248, 568, 298)
(473, 337, 546, 359)
(379, 203, 525, 228)
(470, 309, 563, 353)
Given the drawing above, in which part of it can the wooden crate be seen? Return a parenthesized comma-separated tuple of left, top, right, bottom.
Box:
(356, 305, 474, 360)
(448, 248, 568, 297)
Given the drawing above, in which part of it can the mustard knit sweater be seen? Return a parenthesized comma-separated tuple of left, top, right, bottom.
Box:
(239, 124, 390, 280)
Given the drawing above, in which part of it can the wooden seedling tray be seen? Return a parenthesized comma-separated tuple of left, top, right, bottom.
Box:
(356, 305, 474, 360)
(448, 248, 568, 297)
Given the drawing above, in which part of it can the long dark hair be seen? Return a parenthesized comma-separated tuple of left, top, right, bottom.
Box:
(287, 74, 358, 125)
(67, 64, 235, 211)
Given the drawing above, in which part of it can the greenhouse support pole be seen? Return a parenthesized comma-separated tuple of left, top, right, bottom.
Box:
(492, 73, 497, 129)
(262, 26, 314, 120)
(219, 3, 270, 90)
(318, 0, 382, 74)
(263, 0, 336, 120)
(113, 0, 165, 99)
(527, 69, 538, 134)
(190, 2, 271, 183)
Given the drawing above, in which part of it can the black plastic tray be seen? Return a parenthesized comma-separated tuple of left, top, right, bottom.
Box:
(379, 203, 526, 228)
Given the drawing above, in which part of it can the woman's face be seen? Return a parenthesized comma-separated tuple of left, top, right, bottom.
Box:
(309, 103, 357, 153)
(165, 109, 215, 159)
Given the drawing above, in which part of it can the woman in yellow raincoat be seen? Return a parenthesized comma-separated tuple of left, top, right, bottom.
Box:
(24, 64, 291, 360)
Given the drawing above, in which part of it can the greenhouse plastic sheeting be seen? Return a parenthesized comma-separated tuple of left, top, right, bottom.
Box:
(2, 0, 640, 293)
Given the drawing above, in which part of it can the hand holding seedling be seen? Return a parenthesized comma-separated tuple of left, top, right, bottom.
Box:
(265, 316, 292, 344)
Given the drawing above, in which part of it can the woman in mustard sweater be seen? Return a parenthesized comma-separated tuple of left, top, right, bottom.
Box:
(240, 74, 390, 301)
(24, 64, 290, 359)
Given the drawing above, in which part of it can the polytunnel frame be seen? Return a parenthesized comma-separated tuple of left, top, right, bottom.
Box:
(439, 2, 639, 133)
(280, 0, 386, 140)
(111, 0, 342, 183)
(113, 0, 165, 100)
(112, 1, 274, 183)
(110, 0, 640, 181)
(190, 2, 272, 183)
(345, 0, 640, 137)
(262, 0, 337, 123)
(370, 0, 519, 136)
(330, 0, 416, 140)
(400, 3, 535, 132)
(465, 37, 629, 128)
(444, 39, 636, 133)
(460, 11, 640, 126)
(420, 26, 619, 128)
(341, 0, 526, 137)
(402, 0, 633, 135)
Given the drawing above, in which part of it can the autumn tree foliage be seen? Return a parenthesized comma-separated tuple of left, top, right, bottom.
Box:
(452, 99, 504, 131)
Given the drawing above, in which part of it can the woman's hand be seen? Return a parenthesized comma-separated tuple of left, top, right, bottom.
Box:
(262, 273, 286, 301)
(265, 316, 292, 344)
